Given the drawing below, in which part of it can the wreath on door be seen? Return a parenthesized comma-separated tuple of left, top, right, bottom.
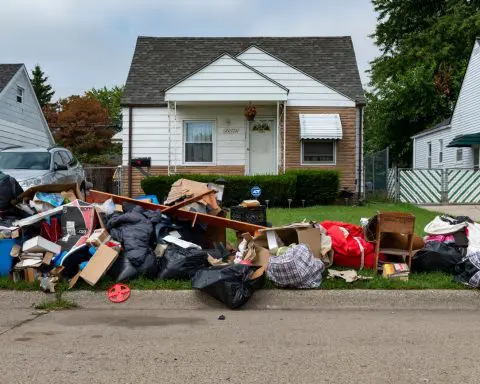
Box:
(251, 122, 271, 132)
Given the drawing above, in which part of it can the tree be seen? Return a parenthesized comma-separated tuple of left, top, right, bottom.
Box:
(87, 86, 124, 132)
(45, 95, 113, 156)
(30, 65, 55, 107)
(366, 0, 480, 165)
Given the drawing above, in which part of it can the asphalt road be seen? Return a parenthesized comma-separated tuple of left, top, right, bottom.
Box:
(1, 308, 479, 383)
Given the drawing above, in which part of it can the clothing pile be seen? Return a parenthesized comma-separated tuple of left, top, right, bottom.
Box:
(413, 215, 480, 287)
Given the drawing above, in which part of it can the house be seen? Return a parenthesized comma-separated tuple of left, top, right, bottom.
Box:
(0, 64, 54, 149)
(121, 37, 365, 197)
(412, 39, 480, 170)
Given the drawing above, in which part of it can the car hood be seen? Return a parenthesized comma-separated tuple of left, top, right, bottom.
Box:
(0, 169, 48, 181)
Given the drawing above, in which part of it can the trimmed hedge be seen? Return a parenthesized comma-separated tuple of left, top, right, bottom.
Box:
(287, 169, 340, 206)
(141, 170, 339, 207)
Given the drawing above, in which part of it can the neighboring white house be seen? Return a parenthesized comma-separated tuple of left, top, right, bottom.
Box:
(0, 64, 54, 149)
(412, 39, 480, 170)
(121, 37, 365, 197)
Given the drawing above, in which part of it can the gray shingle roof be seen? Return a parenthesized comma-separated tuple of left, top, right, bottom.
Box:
(122, 37, 365, 105)
(412, 117, 452, 138)
(0, 64, 22, 93)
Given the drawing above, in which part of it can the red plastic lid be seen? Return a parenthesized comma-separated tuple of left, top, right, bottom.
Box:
(107, 284, 131, 303)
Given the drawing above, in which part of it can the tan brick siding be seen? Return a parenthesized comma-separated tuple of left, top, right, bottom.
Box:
(122, 165, 245, 197)
(282, 107, 358, 192)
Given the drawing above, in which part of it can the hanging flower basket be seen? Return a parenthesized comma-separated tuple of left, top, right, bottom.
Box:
(244, 104, 256, 121)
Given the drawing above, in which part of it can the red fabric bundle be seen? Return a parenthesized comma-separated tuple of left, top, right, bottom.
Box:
(321, 221, 382, 269)
(40, 217, 61, 243)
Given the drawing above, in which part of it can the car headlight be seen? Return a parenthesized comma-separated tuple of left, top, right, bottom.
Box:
(20, 177, 43, 189)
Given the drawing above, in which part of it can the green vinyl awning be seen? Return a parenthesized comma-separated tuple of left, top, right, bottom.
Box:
(447, 132, 480, 147)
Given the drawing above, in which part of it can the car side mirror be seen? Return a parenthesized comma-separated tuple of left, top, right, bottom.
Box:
(55, 164, 68, 171)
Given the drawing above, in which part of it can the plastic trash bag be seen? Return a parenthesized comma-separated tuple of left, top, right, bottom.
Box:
(157, 245, 210, 280)
(192, 264, 264, 309)
(411, 241, 465, 273)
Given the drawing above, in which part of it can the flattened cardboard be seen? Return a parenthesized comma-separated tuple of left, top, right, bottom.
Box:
(23, 236, 61, 255)
(57, 201, 97, 251)
(296, 227, 322, 258)
(79, 245, 118, 286)
(43, 252, 54, 266)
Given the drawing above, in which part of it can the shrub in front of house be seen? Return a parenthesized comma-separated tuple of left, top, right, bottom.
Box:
(140, 170, 339, 207)
(286, 169, 340, 206)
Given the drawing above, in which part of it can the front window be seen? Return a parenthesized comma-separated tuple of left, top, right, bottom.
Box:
(439, 139, 443, 164)
(16, 86, 24, 103)
(457, 148, 463, 162)
(302, 140, 335, 164)
(184, 121, 214, 163)
(427, 142, 432, 168)
(474, 147, 479, 171)
(0, 152, 51, 170)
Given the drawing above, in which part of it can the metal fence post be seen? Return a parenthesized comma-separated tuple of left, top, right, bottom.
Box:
(396, 167, 400, 202)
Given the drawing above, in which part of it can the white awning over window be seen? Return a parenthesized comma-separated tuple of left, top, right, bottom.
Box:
(299, 114, 343, 140)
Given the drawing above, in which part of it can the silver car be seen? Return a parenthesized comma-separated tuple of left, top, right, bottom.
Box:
(0, 146, 86, 193)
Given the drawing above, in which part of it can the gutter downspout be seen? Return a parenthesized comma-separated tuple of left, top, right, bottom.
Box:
(167, 102, 171, 175)
(358, 106, 363, 200)
(276, 101, 280, 174)
(283, 102, 287, 174)
(128, 106, 133, 198)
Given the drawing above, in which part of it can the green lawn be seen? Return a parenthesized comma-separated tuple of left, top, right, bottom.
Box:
(0, 202, 466, 291)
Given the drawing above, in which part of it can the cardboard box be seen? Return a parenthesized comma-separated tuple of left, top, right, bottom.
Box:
(43, 252, 54, 266)
(87, 229, 110, 247)
(79, 245, 119, 286)
(23, 236, 61, 255)
(16, 183, 83, 204)
(257, 224, 321, 256)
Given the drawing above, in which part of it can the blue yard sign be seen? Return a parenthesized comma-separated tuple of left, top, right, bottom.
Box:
(251, 186, 262, 198)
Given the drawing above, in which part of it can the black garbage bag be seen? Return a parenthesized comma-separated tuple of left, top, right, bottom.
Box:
(192, 264, 265, 309)
(0, 172, 23, 211)
(108, 252, 140, 282)
(107, 206, 154, 267)
(157, 245, 210, 280)
(137, 250, 158, 279)
(412, 241, 465, 273)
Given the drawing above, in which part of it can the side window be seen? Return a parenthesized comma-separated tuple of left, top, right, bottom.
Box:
(53, 152, 66, 167)
(66, 151, 78, 166)
(60, 151, 71, 167)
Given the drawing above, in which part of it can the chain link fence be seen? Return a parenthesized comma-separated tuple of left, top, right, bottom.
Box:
(364, 148, 390, 199)
(84, 166, 122, 195)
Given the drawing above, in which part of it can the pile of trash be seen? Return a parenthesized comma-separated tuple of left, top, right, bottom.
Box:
(411, 215, 480, 287)
(3, 176, 479, 309)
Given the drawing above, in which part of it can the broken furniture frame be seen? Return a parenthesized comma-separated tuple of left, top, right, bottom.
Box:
(374, 212, 415, 273)
(87, 190, 265, 236)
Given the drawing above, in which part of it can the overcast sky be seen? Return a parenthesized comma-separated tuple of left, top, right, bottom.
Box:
(0, 0, 379, 99)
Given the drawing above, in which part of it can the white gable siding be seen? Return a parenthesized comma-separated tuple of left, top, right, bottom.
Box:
(414, 128, 452, 168)
(237, 46, 355, 107)
(122, 105, 276, 167)
(443, 41, 480, 167)
(165, 55, 288, 102)
(413, 42, 480, 169)
(0, 68, 53, 149)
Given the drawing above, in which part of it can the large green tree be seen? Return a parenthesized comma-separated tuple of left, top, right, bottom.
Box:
(87, 85, 124, 132)
(366, 0, 480, 165)
(30, 65, 55, 108)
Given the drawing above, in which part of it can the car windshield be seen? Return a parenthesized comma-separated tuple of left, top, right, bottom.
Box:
(0, 152, 51, 170)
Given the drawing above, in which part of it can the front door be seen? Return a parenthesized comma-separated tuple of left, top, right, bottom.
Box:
(248, 118, 276, 175)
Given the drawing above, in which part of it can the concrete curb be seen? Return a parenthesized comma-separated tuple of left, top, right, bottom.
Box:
(2, 289, 480, 310)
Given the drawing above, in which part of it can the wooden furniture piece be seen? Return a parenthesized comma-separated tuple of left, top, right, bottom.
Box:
(374, 212, 416, 273)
